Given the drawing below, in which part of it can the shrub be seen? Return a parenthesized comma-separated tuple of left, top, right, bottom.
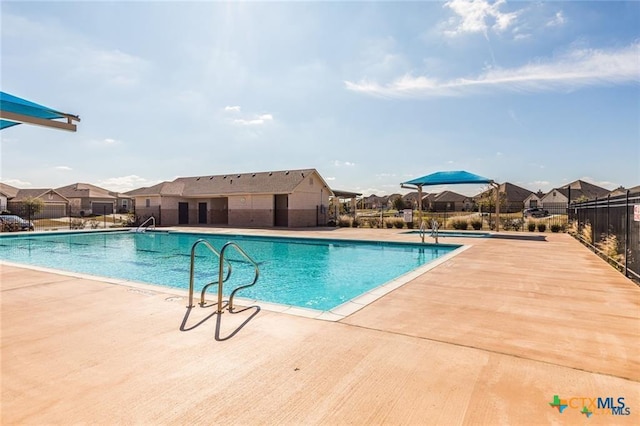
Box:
(368, 218, 381, 228)
(384, 218, 394, 228)
(337, 215, 352, 227)
(470, 219, 483, 230)
(406, 221, 414, 229)
(537, 223, 546, 232)
(70, 219, 86, 229)
(352, 216, 361, 228)
(550, 224, 562, 233)
(527, 222, 537, 232)
(451, 218, 469, 230)
(394, 220, 405, 229)
(596, 235, 623, 263)
(581, 223, 593, 245)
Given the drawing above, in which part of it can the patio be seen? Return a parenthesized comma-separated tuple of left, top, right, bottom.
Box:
(1, 228, 638, 424)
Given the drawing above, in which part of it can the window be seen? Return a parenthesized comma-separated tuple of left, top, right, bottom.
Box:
(122, 200, 128, 208)
(530, 200, 538, 208)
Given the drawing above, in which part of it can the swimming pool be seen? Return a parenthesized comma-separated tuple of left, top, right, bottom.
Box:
(0, 231, 460, 312)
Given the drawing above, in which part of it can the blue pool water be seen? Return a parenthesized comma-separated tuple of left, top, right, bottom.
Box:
(0, 231, 459, 311)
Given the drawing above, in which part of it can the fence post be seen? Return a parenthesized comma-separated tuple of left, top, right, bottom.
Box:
(593, 196, 597, 246)
(103, 206, 107, 229)
(625, 190, 629, 277)
(607, 194, 610, 239)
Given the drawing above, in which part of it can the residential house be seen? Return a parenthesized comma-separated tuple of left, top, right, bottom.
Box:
(362, 194, 389, 210)
(523, 190, 545, 209)
(0, 182, 19, 211)
(56, 183, 133, 216)
(126, 168, 333, 228)
(475, 182, 534, 213)
(542, 180, 610, 211)
(431, 191, 473, 212)
(7, 188, 69, 218)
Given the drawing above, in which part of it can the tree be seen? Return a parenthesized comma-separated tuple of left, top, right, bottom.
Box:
(393, 196, 407, 211)
(476, 186, 506, 212)
(20, 197, 44, 219)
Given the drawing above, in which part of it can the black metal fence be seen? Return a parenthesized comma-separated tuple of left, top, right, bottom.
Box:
(1, 204, 135, 232)
(568, 191, 640, 283)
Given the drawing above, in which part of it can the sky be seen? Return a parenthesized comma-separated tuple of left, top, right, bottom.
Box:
(1, 0, 639, 197)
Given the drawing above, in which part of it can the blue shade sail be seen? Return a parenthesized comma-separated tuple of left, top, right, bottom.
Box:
(402, 170, 493, 187)
(0, 91, 79, 131)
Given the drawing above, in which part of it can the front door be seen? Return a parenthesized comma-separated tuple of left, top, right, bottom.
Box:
(198, 202, 207, 224)
(178, 202, 189, 224)
(274, 195, 288, 227)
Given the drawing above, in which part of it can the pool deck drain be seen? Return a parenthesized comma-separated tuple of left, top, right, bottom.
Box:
(2, 228, 638, 425)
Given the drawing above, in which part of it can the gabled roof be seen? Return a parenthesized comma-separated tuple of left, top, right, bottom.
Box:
(0, 182, 20, 198)
(126, 169, 330, 197)
(433, 190, 469, 203)
(475, 182, 534, 201)
(56, 183, 116, 199)
(11, 188, 68, 202)
(554, 180, 610, 201)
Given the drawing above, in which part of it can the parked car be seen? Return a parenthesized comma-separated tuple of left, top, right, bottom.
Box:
(523, 208, 549, 218)
(0, 214, 35, 231)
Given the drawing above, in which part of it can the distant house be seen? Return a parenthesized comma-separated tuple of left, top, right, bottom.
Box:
(474, 182, 534, 213)
(56, 183, 133, 216)
(523, 190, 545, 209)
(431, 191, 472, 212)
(7, 188, 69, 218)
(0, 182, 19, 211)
(126, 168, 332, 228)
(362, 194, 389, 209)
(402, 191, 436, 210)
(542, 180, 610, 210)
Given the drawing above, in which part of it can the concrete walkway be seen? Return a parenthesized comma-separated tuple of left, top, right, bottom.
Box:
(1, 228, 638, 425)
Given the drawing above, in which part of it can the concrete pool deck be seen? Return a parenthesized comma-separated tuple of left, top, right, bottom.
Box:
(1, 228, 638, 424)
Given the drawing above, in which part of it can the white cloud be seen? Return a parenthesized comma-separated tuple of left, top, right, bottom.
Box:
(333, 160, 356, 167)
(94, 175, 161, 193)
(2, 178, 32, 187)
(55, 166, 72, 171)
(442, 0, 519, 37)
(232, 114, 273, 126)
(224, 106, 241, 112)
(546, 11, 566, 27)
(345, 42, 640, 98)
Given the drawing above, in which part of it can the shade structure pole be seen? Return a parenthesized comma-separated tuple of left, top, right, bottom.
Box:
(418, 185, 423, 227)
(492, 182, 500, 232)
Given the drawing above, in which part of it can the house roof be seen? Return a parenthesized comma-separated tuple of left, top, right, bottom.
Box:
(126, 168, 331, 197)
(555, 180, 610, 201)
(475, 182, 533, 201)
(11, 188, 68, 202)
(0, 182, 20, 198)
(56, 183, 117, 199)
(433, 190, 469, 203)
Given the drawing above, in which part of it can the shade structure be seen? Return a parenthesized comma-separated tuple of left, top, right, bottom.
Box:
(401, 170, 501, 232)
(402, 170, 493, 187)
(0, 91, 80, 132)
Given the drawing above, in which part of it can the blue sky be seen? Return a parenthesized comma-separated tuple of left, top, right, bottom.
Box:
(1, 0, 638, 196)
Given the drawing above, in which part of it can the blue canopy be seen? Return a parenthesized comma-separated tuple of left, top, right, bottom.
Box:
(402, 170, 493, 187)
(0, 91, 79, 132)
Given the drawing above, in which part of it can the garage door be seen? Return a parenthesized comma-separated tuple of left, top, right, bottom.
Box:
(92, 202, 113, 215)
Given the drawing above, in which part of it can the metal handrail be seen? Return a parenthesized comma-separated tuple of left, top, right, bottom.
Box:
(188, 239, 231, 308)
(419, 220, 427, 243)
(430, 219, 439, 244)
(136, 216, 155, 232)
(216, 242, 260, 314)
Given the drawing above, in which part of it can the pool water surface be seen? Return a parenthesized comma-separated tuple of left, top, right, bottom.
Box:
(0, 231, 460, 312)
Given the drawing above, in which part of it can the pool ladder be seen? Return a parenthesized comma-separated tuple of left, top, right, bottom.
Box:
(188, 239, 260, 314)
(419, 219, 439, 244)
(133, 216, 155, 233)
